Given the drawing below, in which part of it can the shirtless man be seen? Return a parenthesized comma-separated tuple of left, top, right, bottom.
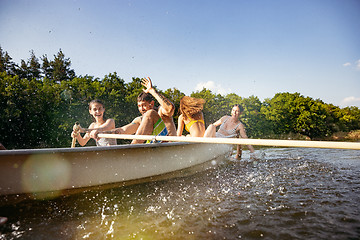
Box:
(91, 77, 176, 144)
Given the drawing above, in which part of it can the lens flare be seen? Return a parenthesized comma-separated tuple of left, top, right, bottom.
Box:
(21, 154, 71, 199)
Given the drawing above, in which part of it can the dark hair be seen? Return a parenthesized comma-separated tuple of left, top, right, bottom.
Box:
(137, 92, 154, 102)
(89, 99, 106, 122)
(233, 104, 244, 112)
(89, 99, 104, 109)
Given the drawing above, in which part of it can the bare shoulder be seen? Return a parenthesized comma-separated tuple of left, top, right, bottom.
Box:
(106, 118, 115, 124)
(237, 121, 245, 130)
(132, 116, 142, 124)
(144, 109, 160, 119)
(220, 115, 230, 123)
(213, 115, 228, 126)
(158, 105, 174, 118)
(106, 118, 116, 127)
(221, 115, 230, 120)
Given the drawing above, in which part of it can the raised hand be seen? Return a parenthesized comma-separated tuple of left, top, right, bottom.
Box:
(71, 122, 81, 138)
(141, 77, 153, 93)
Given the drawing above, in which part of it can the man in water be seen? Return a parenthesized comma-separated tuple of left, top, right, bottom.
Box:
(91, 77, 176, 144)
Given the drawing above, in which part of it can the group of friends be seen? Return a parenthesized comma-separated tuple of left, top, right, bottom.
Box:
(71, 77, 255, 159)
(0, 77, 253, 226)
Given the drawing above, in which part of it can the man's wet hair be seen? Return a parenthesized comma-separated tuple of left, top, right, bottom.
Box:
(137, 92, 154, 102)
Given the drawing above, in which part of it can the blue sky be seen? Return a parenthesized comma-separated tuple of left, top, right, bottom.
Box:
(1, 0, 359, 108)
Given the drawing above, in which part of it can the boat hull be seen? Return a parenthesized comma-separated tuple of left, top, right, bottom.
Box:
(0, 142, 231, 196)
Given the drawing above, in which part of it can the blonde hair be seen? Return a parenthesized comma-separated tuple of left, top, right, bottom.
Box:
(180, 96, 205, 120)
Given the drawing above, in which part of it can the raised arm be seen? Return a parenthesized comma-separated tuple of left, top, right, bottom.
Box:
(141, 77, 175, 117)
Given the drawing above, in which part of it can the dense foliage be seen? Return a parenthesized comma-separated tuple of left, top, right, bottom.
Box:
(1, 47, 360, 149)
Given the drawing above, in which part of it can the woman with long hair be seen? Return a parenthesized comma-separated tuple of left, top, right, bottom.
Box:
(177, 96, 206, 137)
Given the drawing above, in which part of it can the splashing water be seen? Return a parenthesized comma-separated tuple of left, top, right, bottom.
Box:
(1, 148, 359, 239)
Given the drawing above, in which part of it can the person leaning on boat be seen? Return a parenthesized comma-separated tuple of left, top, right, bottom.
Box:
(177, 96, 206, 137)
(204, 104, 255, 159)
(90, 77, 176, 144)
(71, 99, 116, 146)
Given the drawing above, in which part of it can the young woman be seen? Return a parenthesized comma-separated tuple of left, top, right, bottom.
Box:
(71, 99, 116, 146)
(177, 96, 206, 137)
(204, 104, 254, 159)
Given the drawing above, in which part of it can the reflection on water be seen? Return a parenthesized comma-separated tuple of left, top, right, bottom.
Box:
(1, 148, 360, 239)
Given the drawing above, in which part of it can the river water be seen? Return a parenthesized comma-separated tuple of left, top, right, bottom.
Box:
(1, 148, 359, 239)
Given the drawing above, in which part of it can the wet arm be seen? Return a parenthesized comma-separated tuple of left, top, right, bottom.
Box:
(83, 119, 115, 133)
(238, 123, 255, 153)
(74, 133, 91, 146)
(141, 77, 175, 117)
(177, 115, 185, 136)
(212, 116, 227, 127)
(204, 116, 226, 137)
(113, 120, 140, 135)
(149, 88, 175, 117)
(90, 117, 140, 140)
(72, 123, 95, 146)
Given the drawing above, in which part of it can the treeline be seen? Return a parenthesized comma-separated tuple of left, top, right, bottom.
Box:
(1, 47, 360, 149)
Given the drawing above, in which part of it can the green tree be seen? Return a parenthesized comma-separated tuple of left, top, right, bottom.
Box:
(28, 50, 41, 79)
(163, 88, 185, 107)
(226, 93, 243, 107)
(338, 106, 360, 131)
(18, 59, 28, 79)
(262, 92, 302, 135)
(101, 72, 133, 126)
(124, 77, 143, 104)
(17, 50, 41, 80)
(2, 45, 360, 148)
(0, 46, 17, 75)
(241, 95, 270, 138)
(262, 93, 333, 139)
(41, 54, 53, 79)
(51, 49, 76, 83)
(0, 73, 57, 148)
(294, 99, 331, 139)
(191, 88, 213, 123)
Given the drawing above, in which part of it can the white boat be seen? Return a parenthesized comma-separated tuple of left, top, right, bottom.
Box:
(0, 142, 232, 197)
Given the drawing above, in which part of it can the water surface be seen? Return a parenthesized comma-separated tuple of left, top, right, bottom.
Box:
(1, 148, 359, 239)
